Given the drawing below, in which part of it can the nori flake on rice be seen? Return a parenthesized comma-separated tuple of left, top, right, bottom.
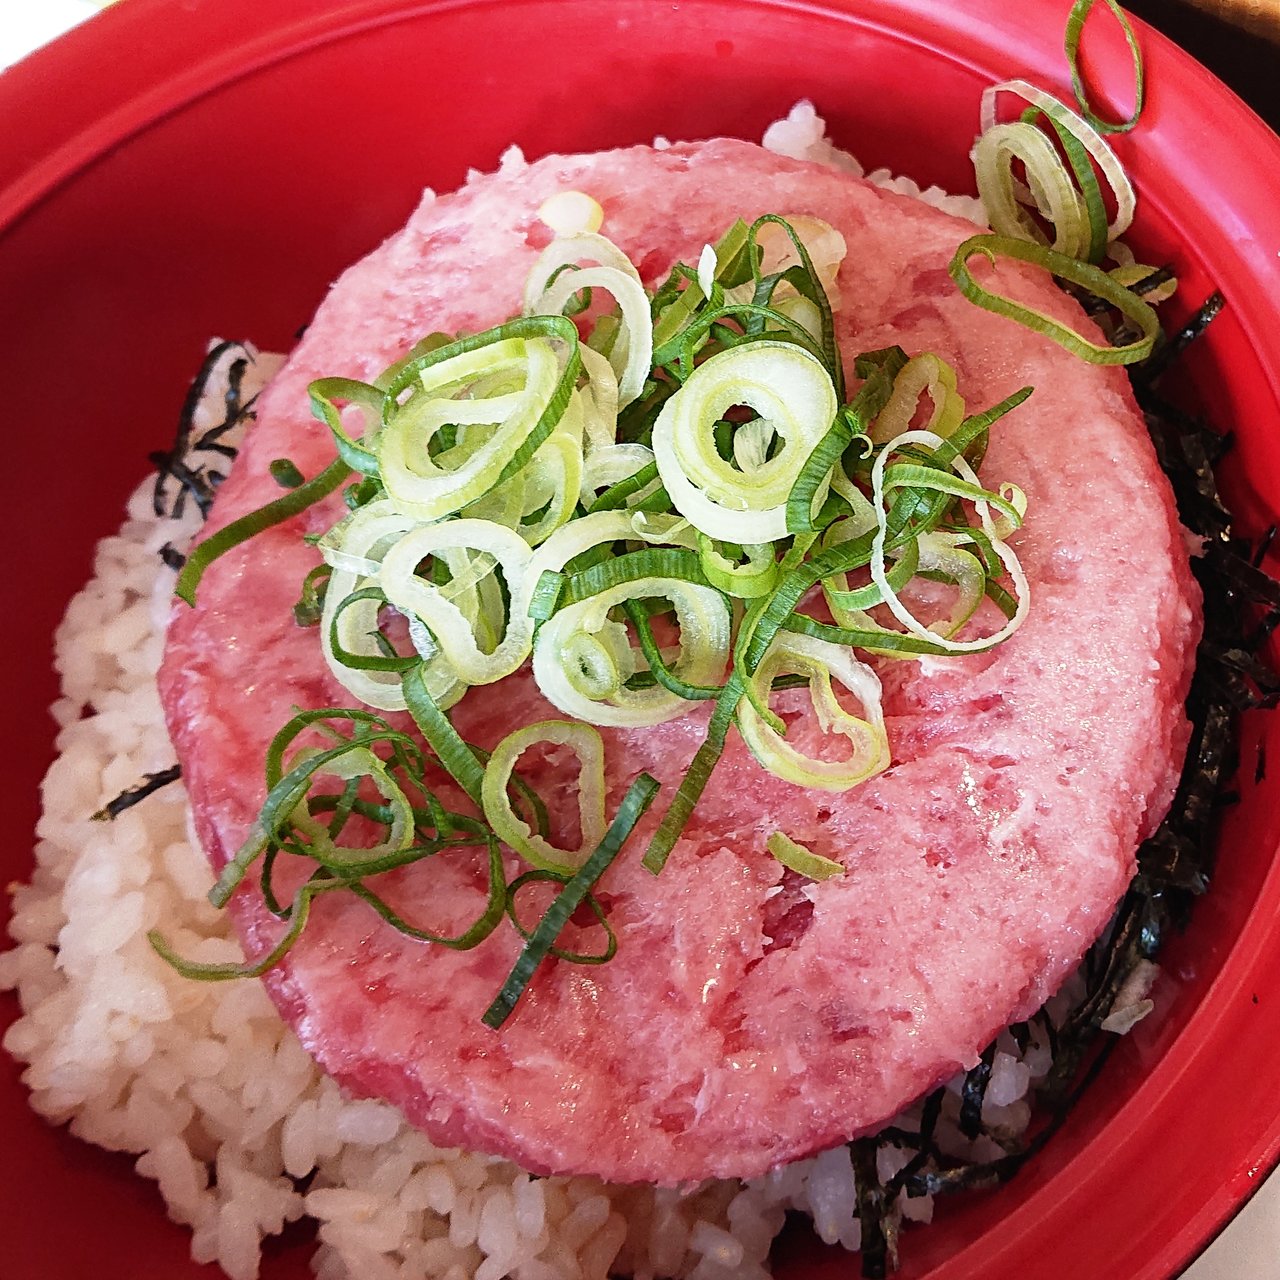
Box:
(91, 764, 183, 822)
(94, 341, 268, 829)
(149, 339, 262, 532)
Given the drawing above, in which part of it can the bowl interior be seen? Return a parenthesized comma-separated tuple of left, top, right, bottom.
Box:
(3, 2, 1280, 1278)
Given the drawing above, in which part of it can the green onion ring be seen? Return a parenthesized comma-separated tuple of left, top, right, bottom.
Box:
(483, 771, 659, 1028)
(1064, 0, 1145, 135)
(949, 233, 1159, 364)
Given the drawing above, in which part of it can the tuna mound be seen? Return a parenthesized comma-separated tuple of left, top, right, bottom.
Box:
(159, 138, 1201, 1185)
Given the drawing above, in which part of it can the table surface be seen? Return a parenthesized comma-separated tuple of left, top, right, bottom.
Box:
(1, 2, 1277, 1279)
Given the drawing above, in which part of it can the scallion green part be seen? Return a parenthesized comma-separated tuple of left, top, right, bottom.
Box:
(949, 234, 1159, 364)
(403, 662, 486, 807)
(269, 458, 306, 489)
(643, 675, 743, 874)
(766, 831, 845, 880)
(175, 457, 351, 605)
(483, 771, 659, 1028)
(505, 870, 618, 964)
(149, 877, 346, 981)
(1064, 0, 1145, 135)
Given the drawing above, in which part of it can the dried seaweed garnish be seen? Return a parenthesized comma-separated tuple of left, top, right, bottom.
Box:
(1080, 262, 1176, 314)
(1136, 290, 1226, 384)
(92, 765, 182, 821)
(150, 341, 261, 523)
(160, 543, 187, 572)
(849, 291, 1280, 1274)
(851, 1137, 896, 1279)
(957, 1044, 996, 1139)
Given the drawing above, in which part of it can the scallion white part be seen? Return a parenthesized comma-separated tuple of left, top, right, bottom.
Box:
(652, 341, 838, 543)
(868, 429, 1030, 651)
(737, 632, 890, 790)
(378, 519, 537, 685)
(978, 79, 1136, 249)
(480, 721, 608, 873)
(537, 190, 604, 235)
(377, 336, 570, 521)
(533, 571, 732, 727)
(523, 230, 654, 407)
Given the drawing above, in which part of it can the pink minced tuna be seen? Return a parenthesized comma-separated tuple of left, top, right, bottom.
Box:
(160, 139, 1201, 1185)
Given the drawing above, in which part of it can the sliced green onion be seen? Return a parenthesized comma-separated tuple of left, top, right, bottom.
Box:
(537, 190, 604, 235)
(869, 428, 1030, 652)
(583, 444, 660, 507)
(949, 234, 1160, 364)
(652, 219, 754, 350)
(284, 744, 417, 875)
(483, 771, 659, 1028)
(318, 501, 437, 712)
(376, 317, 582, 522)
(869, 353, 964, 445)
(292, 563, 331, 626)
(623, 599, 724, 701)
(653, 340, 838, 542)
(737, 632, 889, 791)
(269, 458, 306, 489)
(477, 398, 584, 546)
(766, 831, 845, 881)
(523, 231, 653, 406)
(403, 663, 487, 807)
(786, 346, 907, 534)
(577, 344, 621, 451)
(696, 534, 779, 599)
(308, 377, 385, 476)
(979, 80, 1137, 250)
(1021, 105, 1109, 264)
(643, 673, 743, 874)
(505, 871, 617, 963)
(747, 215, 846, 401)
(348, 834, 506, 949)
(1065, 0, 1145, 135)
(481, 721, 608, 874)
(974, 122, 1093, 262)
(379, 519, 535, 686)
(821, 533, 920, 621)
(533, 550, 731, 727)
(150, 877, 346, 981)
(175, 457, 350, 605)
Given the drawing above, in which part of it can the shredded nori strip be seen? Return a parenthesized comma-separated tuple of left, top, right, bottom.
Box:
(848, 290, 1280, 1273)
(92, 765, 183, 821)
(159, 543, 187, 571)
(1136, 290, 1226, 384)
(851, 1138, 896, 1279)
(957, 1044, 996, 1139)
(150, 341, 260, 523)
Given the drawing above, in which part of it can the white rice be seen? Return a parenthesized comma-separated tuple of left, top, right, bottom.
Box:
(3, 111, 1070, 1280)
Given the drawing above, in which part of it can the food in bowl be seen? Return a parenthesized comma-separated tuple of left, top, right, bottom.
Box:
(5, 23, 1267, 1278)
(157, 130, 1198, 1189)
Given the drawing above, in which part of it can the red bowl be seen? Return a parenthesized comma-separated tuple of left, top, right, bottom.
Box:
(3, 2, 1280, 1278)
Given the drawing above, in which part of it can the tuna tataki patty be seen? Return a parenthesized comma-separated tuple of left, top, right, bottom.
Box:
(159, 139, 1201, 1184)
